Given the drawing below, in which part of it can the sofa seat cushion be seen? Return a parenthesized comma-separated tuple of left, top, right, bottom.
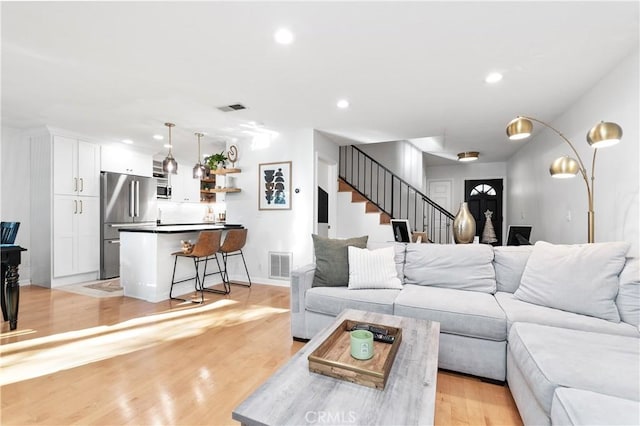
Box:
(393, 284, 506, 341)
(496, 292, 640, 338)
(305, 287, 399, 317)
(551, 388, 640, 426)
(508, 323, 640, 415)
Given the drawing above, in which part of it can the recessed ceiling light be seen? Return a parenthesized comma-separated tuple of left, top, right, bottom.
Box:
(153, 134, 164, 140)
(337, 99, 350, 109)
(274, 28, 294, 45)
(485, 72, 503, 84)
(164, 144, 172, 149)
(122, 139, 133, 144)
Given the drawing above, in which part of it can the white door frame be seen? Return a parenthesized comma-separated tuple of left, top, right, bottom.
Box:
(315, 153, 338, 238)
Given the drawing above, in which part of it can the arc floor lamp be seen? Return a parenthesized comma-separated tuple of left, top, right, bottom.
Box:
(506, 116, 623, 243)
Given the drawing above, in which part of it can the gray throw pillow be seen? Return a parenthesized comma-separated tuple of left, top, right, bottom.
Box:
(312, 234, 368, 287)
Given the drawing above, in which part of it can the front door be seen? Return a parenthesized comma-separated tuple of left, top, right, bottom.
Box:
(464, 179, 503, 245)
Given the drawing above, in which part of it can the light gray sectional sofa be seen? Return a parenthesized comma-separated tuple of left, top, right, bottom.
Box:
(290, 241, 640, 425)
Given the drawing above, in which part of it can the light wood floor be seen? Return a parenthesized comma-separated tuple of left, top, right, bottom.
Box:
(1, 284, 522, 425)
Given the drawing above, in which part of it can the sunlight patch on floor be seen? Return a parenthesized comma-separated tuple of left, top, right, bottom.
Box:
(0, 300, 288, 386)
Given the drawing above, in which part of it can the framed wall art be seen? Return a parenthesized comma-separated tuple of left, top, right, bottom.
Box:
(259, 161, 292, 210)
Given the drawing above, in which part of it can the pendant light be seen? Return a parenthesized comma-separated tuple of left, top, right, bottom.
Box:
(192, 132, 209, 179)
(162, 122, 178, 174)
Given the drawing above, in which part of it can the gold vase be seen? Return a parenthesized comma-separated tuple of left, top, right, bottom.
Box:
(453, 202, 476, 244)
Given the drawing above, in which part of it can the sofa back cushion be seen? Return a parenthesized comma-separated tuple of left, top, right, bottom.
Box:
(312, 234, 368, 287)
(404, 243, 496, 293)
(493, 245, 534, 293)
(514, 241, 629, 322)
(616, 257, 640, 328)
(367, 241, 406, 280)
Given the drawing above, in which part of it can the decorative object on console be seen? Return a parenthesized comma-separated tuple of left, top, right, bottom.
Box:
(481, 210, 498, 244)
(259, 161, 292, 210)
(457, 151, 479, 162)
(453, 202, 476, 244)
(227, 145, 238, 168)
(506, 116, 623, 243)
(192, 132, 210, 179)
(162, 122, 178, 174)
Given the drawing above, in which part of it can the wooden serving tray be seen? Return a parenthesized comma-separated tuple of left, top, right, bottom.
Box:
(308, 319, 402, 390)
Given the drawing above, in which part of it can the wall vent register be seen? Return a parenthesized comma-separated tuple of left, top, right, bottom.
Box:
(269, 252, 292, 280)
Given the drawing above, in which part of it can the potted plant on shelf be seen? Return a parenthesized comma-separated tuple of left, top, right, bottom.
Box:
(205, 152, 228, 171)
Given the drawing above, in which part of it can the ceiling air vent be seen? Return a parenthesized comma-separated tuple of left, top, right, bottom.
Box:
(217, 103, 247, 112)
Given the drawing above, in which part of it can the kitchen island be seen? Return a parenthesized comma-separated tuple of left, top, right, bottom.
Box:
(119, 223, 243, 302)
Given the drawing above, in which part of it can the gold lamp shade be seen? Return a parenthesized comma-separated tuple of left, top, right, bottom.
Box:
(550, 156, 580, 178)
(587, 121, 623, 148)
(506, 117, 533, 140)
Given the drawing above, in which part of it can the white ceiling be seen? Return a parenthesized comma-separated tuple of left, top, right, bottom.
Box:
(2, 2, 638, 164)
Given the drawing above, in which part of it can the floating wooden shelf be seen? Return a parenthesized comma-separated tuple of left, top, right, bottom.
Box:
(202, 188, 241, 193)
(210, 168, 241, 175)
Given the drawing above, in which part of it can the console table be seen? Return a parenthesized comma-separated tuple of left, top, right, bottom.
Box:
(1, 245, 26, 331)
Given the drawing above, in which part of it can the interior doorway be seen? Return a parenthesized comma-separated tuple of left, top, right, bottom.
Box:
(316, 157, 337, 238)
(464, 179, 503, 245)
(427, 179, 453, 240)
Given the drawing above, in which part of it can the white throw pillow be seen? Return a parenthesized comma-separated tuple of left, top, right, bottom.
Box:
(348, 246, 403, 290)
(514, 241, 630, 322)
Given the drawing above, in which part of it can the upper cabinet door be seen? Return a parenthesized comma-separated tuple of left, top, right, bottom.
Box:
(53, 135, 78, 196)
(77, 140, 100, 197)
(101, 145, 152, 177)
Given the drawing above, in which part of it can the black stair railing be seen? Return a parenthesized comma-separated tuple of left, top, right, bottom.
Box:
(339, 145, 455, 244)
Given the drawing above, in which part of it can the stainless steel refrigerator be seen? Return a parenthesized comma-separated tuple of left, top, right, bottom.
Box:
(100, 172, 157, 279)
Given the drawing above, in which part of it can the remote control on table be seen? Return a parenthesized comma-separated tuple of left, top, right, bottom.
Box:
(350, 324, 395, 343)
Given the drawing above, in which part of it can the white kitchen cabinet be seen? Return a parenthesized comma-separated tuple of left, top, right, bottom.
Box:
(101, 145, 152, 177)
(169, 168, 201, 203)
(29, 126, 101, 287)
(53, 136, 100, 197)
(53, 195, 100, 277)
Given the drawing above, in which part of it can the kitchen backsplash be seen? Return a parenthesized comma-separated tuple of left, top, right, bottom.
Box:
(157, 201, 225, 224)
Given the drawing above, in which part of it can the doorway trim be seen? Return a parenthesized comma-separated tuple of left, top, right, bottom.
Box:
(461, 174, 508, 245)
(315, 153, 338, 238)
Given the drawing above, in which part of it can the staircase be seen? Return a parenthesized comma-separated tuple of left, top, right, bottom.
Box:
(338, 179, 391, 224)
(339, 145, 455, 244)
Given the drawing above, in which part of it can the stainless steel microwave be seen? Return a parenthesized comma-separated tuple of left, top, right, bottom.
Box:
(156, 178, 171, 199)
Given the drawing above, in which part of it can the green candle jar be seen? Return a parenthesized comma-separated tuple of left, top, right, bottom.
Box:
(350, 330, 374, 360)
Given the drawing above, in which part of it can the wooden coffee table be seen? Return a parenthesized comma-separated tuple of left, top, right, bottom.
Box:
(233, 309, 440, 425)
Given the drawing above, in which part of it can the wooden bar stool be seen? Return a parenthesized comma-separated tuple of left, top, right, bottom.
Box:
(219, 228, 252, 288)
(169, 230, 225, 303)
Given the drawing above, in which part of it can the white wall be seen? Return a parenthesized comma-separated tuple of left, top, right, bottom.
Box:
(225, 127, 315, 285)
(507, 50, 639, 256)
(424, 161, 508, 212)
(358, 140, 425, 191)
(1, 127, 31, 283)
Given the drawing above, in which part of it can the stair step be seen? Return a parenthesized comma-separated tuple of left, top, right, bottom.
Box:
(380, 213, 391, 224)
(365, 202, 379, 213)
(338, 180, 352, 192)
(352, 192, 367, 203)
